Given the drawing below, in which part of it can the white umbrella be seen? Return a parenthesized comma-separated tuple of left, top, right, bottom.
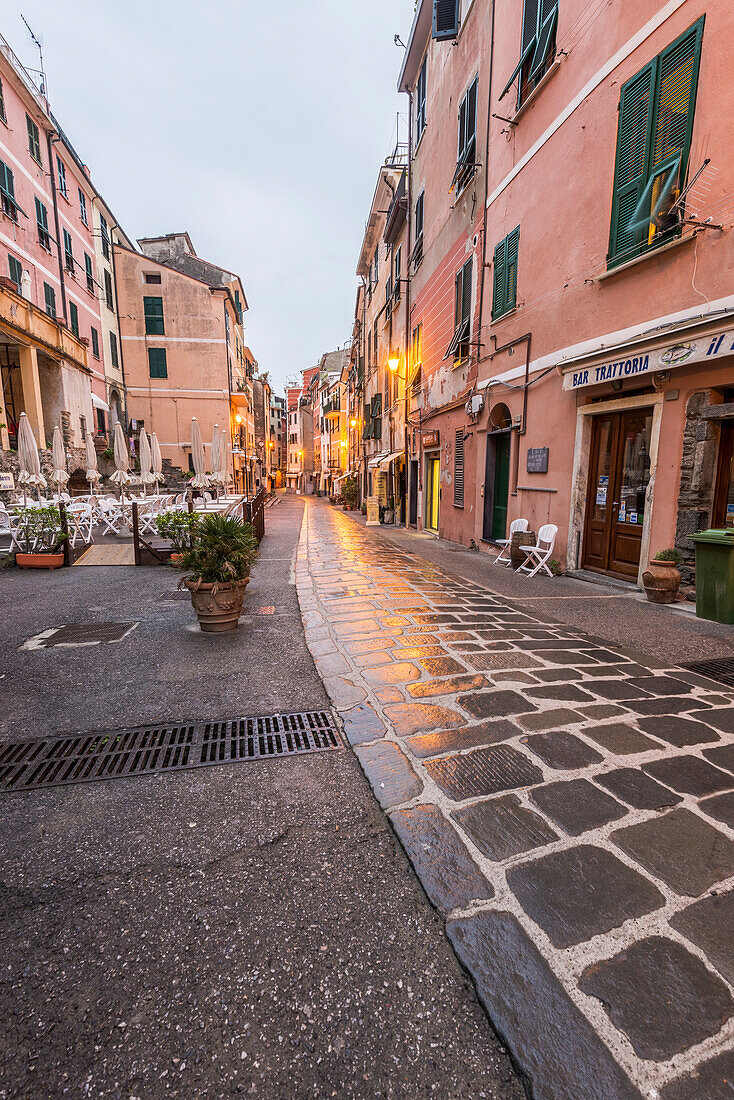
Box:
(50, 426, 69, 490)
(150, 432, 163, 488)
(189, 417, 209, 491)
(85, 433, 102, 493)
(109, 421, 131, 498)
(138, 429, 155, 496)
(219, 428, 230, 491)
(17, 413, 46, 502)
(210, 424, 223, 497)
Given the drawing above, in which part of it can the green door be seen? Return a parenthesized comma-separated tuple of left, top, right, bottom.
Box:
(491, 433, 511, 540)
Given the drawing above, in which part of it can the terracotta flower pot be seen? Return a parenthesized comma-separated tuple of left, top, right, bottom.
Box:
(641, 558, 681, 604)
(16, 551, 65, 570)
(184, 577, 249, 632)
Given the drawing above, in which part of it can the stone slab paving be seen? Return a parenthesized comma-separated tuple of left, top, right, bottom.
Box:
(296, 499, 734, 1100)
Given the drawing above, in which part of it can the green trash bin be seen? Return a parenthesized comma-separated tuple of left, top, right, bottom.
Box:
(690, 528, 734, 624)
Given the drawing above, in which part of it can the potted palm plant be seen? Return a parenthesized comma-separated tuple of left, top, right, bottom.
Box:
(178, 513, 258, 632)
(14, 506, 66, 569)
(642, 547, 682, 603)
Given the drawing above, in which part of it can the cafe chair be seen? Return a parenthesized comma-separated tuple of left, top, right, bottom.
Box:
(493, 518, 529, 567)
(517, 524, 558, 579)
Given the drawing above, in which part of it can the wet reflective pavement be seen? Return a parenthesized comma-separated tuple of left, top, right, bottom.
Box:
(297, 498, 734, 1100)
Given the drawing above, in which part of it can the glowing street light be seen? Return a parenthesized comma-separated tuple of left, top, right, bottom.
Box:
(234, 413, 243, 424)
(387, 352, 400, 373)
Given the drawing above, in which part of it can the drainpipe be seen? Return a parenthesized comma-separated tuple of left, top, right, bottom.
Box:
(476, 0, 496, 363)
(46, 131, 67, 324)
(110, 233, 130, 429)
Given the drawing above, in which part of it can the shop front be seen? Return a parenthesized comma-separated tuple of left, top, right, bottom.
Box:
(422, 431, 440, 533)
(563, 318, 734, 586)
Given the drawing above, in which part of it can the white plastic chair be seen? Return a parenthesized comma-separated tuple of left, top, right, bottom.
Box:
(98, 496, 123, 536)
(0, 507, 20, 552)
(493, 518, 529, 567)
(64, 501, 94, 547)
(517, 524, 558, 578)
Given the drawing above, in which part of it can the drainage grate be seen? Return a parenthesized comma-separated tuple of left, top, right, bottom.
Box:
(681, 657, 734, 689)
(0, 712, 341, 793)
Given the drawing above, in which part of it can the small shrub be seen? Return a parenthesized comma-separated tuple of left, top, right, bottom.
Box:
(155, 510, 201, 556)
(14, 506, 66, 555)
(548, 558, 565, 576)
(653, 547, 682, 564)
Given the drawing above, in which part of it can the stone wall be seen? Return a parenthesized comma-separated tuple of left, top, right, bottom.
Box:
(0, 448, 191, 494)
(674, 389, 720, 585)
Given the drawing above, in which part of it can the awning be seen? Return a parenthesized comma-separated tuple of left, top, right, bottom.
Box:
(371, 450, 404, 471)
(368, 453, 388, 468)
(92, 393, 109, 411)
(333, 472, 349, 485)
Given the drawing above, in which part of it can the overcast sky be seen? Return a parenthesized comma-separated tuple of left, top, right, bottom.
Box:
(0, 0, 411, 391)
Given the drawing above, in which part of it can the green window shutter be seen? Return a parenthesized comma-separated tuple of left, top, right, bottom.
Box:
(69, 301, 79, 337)
(0, 77, 6, 124)
(505, 227, 520, 313)
(8, 255, 22, 292)
(110, 331, 119, 368)
(608, 61, 656, 265)
(144, 296, 165, 335)
(35, 198, 50, 249)
(492, 237, 507, 320)
(461, 258, 473, 327)
(148, 348, 167, 378)
(91, 327, 100, 358)
(44, 283, 56, 318)
(85, 253, 94, 292)
(63, 229, 74, 271)
(26, 115, 41, 163)
(104, 271, 114, 310)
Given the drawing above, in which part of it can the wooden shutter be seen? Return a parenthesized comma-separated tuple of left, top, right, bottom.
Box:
(505, 227, 520, 313)
(652, 21, 704, 178)
(69, 302, 79, 337)
(608, 63, 656, 264)
(492, 237, 507, 320)
(454, 428, 465, 508)
(461, 258, 473, 327)
(433, 0, 459, 41)
(529, 1, 558, 82)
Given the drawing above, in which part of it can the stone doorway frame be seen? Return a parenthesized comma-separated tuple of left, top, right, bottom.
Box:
(567, 391, 664, 586)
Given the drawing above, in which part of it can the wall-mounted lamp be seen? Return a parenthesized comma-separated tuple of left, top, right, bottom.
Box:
(234, 413, 243, 424)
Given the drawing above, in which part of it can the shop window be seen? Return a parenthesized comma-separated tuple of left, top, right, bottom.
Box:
(608, 18, 704, 268)
(492, 227, 520, 320)
(713, 393, 734, 528)
(500, 0, 558, 108)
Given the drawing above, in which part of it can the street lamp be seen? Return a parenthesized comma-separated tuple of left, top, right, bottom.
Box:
(349, 416, 357, 429)
(387, 351, 401, 374)
(235, 413, 243, 424)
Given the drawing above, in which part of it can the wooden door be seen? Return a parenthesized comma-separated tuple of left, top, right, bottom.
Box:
(583, 409, 653, 578)
(409, 460, 418, 526)
(425, 457, 440, 531)
(491, 433, 511, 540)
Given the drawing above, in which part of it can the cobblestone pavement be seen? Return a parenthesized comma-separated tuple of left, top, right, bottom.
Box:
(296, 497, 734, 1100)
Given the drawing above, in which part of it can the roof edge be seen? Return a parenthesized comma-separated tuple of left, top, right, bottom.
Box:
(398, 0, 432, 94)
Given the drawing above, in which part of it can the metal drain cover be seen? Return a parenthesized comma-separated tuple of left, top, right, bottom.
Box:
(681, 658, 734, 689)
(0, 711, 341, 792)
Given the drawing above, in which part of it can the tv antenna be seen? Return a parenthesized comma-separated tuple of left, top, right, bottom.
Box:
(20, 14, 47, 99)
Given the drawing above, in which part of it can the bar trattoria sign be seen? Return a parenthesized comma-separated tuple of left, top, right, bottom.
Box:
(562, 326, 734, 391)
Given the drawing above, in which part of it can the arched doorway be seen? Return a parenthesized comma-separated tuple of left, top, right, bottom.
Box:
(482, 403, 512, 541)
(109, 389, 123, 430)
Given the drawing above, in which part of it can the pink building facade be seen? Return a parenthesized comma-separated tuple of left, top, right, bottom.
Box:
(0, 35, 106, 456)
(393, 0, 733, 586)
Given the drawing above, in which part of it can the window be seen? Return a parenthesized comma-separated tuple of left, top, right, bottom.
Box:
(35, 198, 51, 250)
(0, 77, 6, 125)
(454, 428, 465, 508)
(44, 282, 56, 318)
(500, 0, 558, 108)
(26, 114, 42, 164)
(79, 188, 88, 226)
(0, 160, 18, 220)
(8, 255, 22, 293)
(373, 247, 378, 288)
(79, 415, 87, 441)
(63, 229, 74, 274)
(234, 288, 243, 322)
(144, 271, 161, 284)
(370, 393, 382, 441)
(492, 227, 520, 320)
(85, 253, 95, 293)
(433, 0, 460, 40)
(451, 78, 478, 194)
(104, 270, 114, 310)
(69, 301, 79, 338)
(56, 155, 68, 198)
(393, 246, 402, 300)
(96, 407, 106, 434)
(608, 18, 704, 268)
(416, 55, 427, 143)
(110, 331, 119, 368)
(100, 214, 110, 259)
(410, 323, 423, 389)
(144, 296, 165, 335)
(91, 326, 100, 359)
(148, 348, 167, 378)
(445, 258, 473, 361)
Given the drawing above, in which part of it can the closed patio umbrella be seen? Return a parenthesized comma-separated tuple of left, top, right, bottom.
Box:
(138, 429, 155, 496)
(150, 432, 163, 488)
(219, 428, 230, 492)
(50, 426, 69, 491)
(109, 421, 131, 499)
(210, 424, 223, 497)
(17, 413, 46, 503)
(85, 433, 102, 494)
(189, 417, 209, 491)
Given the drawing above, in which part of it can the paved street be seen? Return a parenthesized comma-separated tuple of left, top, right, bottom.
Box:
(298, 497, 734, 1100)
(0, 496, 522, 1100)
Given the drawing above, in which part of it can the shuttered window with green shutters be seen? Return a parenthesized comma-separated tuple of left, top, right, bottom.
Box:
(91, 327, 100, 359)
(69, 301, 79, 338)
(492, 227, 520, 321)
(26, 115, 41, 164)
(0, 160, 19, 220)
(433, 0, 459, 41)
(44, 282, 56, 318)
(35, 198, 51, 250)
(445, 258, 473, 361)
(85, 253, 95, 293)
(608, 18, 704, 268)
(500, 0, 558, 107)
(144, 296, 165, 335)
(148, 348, 167, 378)
(63, 229, 74, 273)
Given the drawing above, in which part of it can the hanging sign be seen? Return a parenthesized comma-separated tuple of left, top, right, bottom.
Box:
(422, 430, 440, 448)
(562, 325, 734, 390)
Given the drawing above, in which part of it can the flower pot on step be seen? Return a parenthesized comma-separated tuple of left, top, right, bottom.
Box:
(16, 551, 65, 570)
(641, 558, 681, 603)
(184, 577, 249, 632)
